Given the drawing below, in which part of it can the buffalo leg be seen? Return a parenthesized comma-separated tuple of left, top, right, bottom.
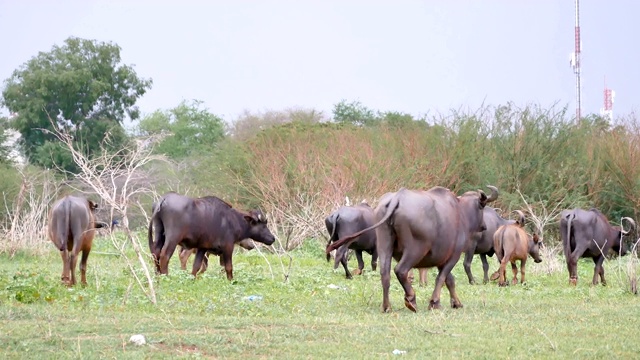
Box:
(480, 254, 490, 284)
(69, 251, 79, 286)
(376, 223, 394, 313)
(353, 250, 365, 276)
(158, 237, 178, 275)
(444, 272, 463, 308)
(371, 248, 378, 271)
(520, 258, 527, 284)
(394, 247, 426, 312)
(221, 248, 234, 281)
(511, 261, 519, 285)
(419, 268, 428, 287)
(498, 255, 509, 287)
(430, 256, 462, 310)
(340, 251, 352, 279)
(192, 249, 207, 276)
(179, 247, 193, 270)
(567, 243, 588, 285)
(79, 248, 91, 286)
(462, 247, 476, 284)
(592, 255, 606, 286)
(59, 249, 71, 285)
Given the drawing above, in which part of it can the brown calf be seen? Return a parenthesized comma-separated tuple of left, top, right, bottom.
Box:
(492, 210, 542, 286)
(48, 195, 103, 286)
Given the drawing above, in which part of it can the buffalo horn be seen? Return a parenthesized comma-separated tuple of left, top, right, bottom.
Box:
(485, 185, 499, 203)
(513, 210, 525, 227)
(621, 217, 636, 235)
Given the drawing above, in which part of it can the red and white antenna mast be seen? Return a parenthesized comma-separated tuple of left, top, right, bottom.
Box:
(570, 0, 582, 123)
(600, 77, 615, 121)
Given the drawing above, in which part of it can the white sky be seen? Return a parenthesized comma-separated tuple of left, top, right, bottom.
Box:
(1, 0, 638, 122)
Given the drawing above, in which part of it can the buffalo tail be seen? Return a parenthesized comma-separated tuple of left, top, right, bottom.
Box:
(325, 213, 339, 263)
(326, 195, 399, 254)
(563, 212, 574, 259)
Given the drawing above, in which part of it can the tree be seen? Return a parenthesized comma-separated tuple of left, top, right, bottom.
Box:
(137, 100, 226, 158)
(0, 116, 11, 164)
(332, 100, 378, 126)
(1, 37, 152, 172)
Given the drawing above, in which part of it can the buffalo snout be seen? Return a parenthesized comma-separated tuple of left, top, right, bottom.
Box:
(255, 229, 276, 246)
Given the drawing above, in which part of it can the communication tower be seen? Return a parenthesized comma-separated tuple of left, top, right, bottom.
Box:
(600, 77, 615, 121)
(569, 0, 582, 123)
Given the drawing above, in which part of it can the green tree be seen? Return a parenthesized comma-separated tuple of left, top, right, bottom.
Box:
(137, 100, 226, 158)
(0, 116, 11, 164)
(332, 100, 378, 126)
(1, 37, 152, 172)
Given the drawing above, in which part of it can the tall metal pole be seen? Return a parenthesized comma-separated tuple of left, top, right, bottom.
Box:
(574, 0, 582, 123)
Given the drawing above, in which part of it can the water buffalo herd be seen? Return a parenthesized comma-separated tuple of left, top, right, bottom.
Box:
(47, 185, 637, 312)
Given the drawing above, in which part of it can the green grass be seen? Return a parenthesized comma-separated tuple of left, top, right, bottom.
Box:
(1, 236, 639, 359)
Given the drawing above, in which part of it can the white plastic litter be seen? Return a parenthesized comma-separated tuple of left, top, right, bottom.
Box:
(243, 295, 263, 301)
(392, 349, 407, 355)
(327, 284, 346, 290)
(129, 334, 146, 346)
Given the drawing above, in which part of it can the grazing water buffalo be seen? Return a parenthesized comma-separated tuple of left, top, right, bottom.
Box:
(178, 238, 256, 273)
(327, 185, 498, 312)
(560, 208, 636, 286)
(48, 195, 103, 286)
(325, 202, 378, 279)
(148, 192, 275, 279)
(492, 210, 542, 286)
(463, 204, 515, 284)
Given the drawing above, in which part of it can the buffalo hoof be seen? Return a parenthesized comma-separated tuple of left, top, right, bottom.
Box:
(483, 278, 489, 285)
(345, 274, 353, 280)
(382, 304, 392, 313)
(404, 295, 417, 312)
(601, 280, 607, 286)
(451, 299, 463, 309)
(498, 282, 507, 287)
(569, 278, 577, 286)
(490, 271, 500, 281)
(511, 279, 518, 286)
(371, 264, 377, 271)
(428, 300, 442, 310)
(469, 279, 477, 285)
(353, 269, 362, 276)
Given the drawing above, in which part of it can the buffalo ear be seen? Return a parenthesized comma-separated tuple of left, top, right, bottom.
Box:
(244, 214, 257, 225)
(478, 190, 488, 207)
(533, 233, 540, 243)
(88, 200, 99, 210)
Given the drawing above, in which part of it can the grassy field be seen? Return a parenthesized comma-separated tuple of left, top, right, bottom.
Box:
(1, 236, 639, 360)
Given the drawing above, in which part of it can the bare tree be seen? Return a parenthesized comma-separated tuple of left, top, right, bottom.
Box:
(516, 188, 583, 275)
(42, 115, 167, 304)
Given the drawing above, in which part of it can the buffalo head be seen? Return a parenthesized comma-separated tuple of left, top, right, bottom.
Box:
(613, 217, 636, 256)
(459, 185, 499, 234)
(528, 233, 543, 263)
(243, 210, 276, 246)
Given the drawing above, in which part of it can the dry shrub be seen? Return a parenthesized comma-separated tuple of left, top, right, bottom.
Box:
(0, 167, 60, 256)
(530, 242, 564, 275)
(233, 122, 460, 248)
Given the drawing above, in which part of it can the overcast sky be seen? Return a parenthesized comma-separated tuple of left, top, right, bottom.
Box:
(1, 0, 638, 123)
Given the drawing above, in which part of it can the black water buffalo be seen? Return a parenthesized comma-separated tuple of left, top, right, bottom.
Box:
(178, 238, 256, 273)
(327, 185, 498, 312)
(325, 202, 378, 279)
(148, 192, 276, 279)
(493, 210, 542, 286)
(48, 195, 103, 286)
(462, 199, 513, 284)
(560, 208, 635, 286)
